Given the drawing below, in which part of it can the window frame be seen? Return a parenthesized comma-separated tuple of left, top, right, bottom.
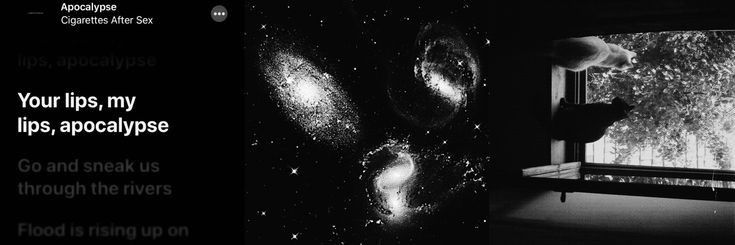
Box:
(544, 66, 735, 202)
(565, 69, 586, 163)
(519, 3, 735, 201)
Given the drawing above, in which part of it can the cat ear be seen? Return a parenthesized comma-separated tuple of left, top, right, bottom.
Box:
(626, 51, 637, 68)
(559, 98, 567, 107)
(612, 97, 623, 104)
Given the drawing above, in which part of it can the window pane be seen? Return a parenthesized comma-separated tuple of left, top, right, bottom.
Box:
(585, 31, 735, 170)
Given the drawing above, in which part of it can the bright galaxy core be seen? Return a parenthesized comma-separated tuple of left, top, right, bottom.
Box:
(375, 151, 416, 221)
(259, 43, 360, 146)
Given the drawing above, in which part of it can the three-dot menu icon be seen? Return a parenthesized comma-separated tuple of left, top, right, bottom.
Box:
(211, 5, 227, 22)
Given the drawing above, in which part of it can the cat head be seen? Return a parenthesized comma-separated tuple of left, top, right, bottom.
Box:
(611, 97, 635, 119)
(619, 50, 637, 70)
(607, 44, 637, 70)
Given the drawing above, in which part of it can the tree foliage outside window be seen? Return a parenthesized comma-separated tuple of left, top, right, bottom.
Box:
(587, 31, 735, 170)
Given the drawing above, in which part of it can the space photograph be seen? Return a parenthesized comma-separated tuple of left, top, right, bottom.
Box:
(245, 1, 491, 243)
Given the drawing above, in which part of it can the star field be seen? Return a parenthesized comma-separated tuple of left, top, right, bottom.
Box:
(245, 0, 491, 243)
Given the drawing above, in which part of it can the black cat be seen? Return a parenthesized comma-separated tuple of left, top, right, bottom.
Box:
(552, 97, 635, 143)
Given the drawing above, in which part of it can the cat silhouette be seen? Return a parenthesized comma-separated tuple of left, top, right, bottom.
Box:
(552, 97, 635, 143)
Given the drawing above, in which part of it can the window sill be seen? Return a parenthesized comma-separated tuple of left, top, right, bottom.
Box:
(521, 162, 735, 201)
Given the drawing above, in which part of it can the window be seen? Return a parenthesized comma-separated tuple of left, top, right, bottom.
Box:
(584, 31, 735, 171)
(525, 30, 735, 202)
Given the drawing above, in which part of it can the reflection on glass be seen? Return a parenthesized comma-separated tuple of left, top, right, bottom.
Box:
(584, 174, 735, 189)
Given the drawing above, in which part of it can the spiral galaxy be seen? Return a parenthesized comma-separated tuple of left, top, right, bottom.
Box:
(258, 42, 360, 146)
(361, 139, 486, 227)
(389, 22, 481, 128)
